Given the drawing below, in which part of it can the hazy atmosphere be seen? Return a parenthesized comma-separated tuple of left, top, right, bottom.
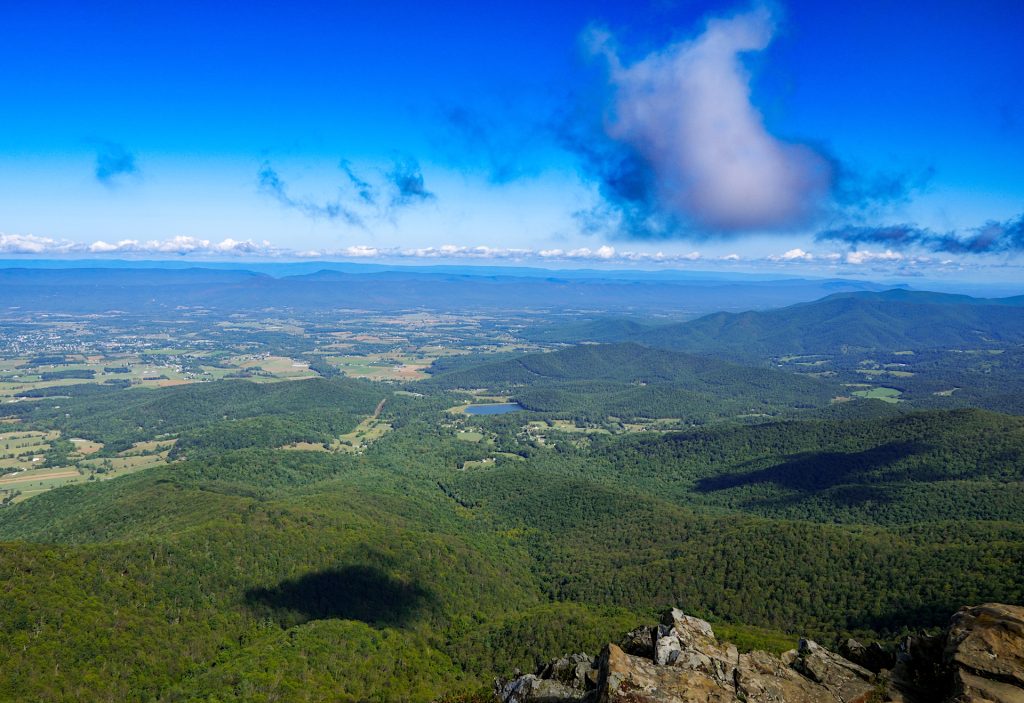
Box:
(2, 0, 1022, 283)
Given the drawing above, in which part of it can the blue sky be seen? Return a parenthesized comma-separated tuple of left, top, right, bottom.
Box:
(1, 0, 1022, 281)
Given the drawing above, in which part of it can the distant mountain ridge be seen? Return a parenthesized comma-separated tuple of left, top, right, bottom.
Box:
(530, 290, 1024, 356)
(0, 265, 895, 314)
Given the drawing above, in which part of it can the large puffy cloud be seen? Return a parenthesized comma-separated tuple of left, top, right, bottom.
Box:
(582, 6, 832, 236)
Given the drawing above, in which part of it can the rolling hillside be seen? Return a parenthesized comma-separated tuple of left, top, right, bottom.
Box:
(425, 342, 839, 420)
(635, 290, 1024, 358)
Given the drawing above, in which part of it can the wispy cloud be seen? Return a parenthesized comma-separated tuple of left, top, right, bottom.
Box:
(438, 104, 544, 184)
(386, 158, 435, 208)
(258, 157, 435, 224)
(829, 159, 935, 213)
(94, 141, 139, 185)
(340, 160, 377, 205)
(818, 213, 1024, 255)
(257, 163, 364, 226)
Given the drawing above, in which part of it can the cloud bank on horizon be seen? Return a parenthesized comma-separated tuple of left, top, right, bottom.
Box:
(0, 231, 990, 279)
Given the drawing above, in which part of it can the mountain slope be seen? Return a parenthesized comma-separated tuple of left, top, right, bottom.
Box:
(425, 342, 838, 420)
(637, 289, 1024, 358)
(1, 381, 1023, 700)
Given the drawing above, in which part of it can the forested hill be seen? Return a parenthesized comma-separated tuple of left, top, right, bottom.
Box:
(423, 343, 838, 420)
(522, 318, 654, 344)
(5, 377, 386, 453)
(424, 342, 831, 390)
(629, 289, 1024, 358)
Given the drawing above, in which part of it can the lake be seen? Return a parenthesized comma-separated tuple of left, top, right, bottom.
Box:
(464, 402, 525, 415)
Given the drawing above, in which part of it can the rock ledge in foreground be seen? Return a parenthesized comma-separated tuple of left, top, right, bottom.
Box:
(496, 603, 1024, 703)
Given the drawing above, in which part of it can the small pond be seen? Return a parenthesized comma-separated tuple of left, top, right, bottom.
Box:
(464, 402, 525, 415)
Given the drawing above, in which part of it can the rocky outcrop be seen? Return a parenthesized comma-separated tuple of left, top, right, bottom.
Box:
(945, 604, 1024, 703)
(495, 603, 1024, 703)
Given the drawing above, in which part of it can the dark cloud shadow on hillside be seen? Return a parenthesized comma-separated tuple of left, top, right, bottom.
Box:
(694, 441, 928, 496)
(246, 565, 435, 628)
(844, 601, 956, 635)
(734, 483, 897, 515)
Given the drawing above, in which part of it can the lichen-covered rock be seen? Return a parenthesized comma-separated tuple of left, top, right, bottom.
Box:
(942, 601, 1024, 695)
(497, 673, 590, 703)
(662, 608, 716, 647)
(594, 611, 878, 702)
(598, 643, 734, 703)
(492, 604, 1024, 703)
(621, 626, 656, 659)
(885, 632, 946, 701)
(659, 613, 737, 687)
(790, 638, 875, 701)
(734, 649, 836, 702)
(539, 653, 599, 692)
(951, 669, 1024, 703)
(497, 653, 599, 703)
(839, 638, 897, 674)
(654, 624, 683, 667)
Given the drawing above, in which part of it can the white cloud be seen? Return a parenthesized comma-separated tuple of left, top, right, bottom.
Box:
(591, 6, 831, 232)
(769, 247, 814, 262)
(2, 234, 281, 258)
(343, 245, 380, 258)
(274, 243, 713, 266)
(88, 240, 125, 253)
(0, 231, 996, 275)
(845, 249, 903, 265)
(0, 233, 76, 254)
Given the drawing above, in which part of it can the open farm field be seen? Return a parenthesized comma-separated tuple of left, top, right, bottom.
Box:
(324, 352, 436, 381)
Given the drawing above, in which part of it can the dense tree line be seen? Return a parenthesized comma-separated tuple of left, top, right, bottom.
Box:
(6, 377, 385, 448)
